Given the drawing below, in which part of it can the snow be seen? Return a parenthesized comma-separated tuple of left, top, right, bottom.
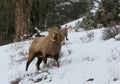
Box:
(1, 25, 120, 84)
(0, 46, 10, 84)
(2, 0, 120, 83)
(91, 0, 101, 14)
(61, 17, 85, 28)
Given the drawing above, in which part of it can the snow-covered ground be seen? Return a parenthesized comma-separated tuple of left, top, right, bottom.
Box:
(1, 26, 120, 84)
(61, 17, 84, 28)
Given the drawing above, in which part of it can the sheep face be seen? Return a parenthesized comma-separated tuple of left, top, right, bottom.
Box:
(60, 28, 69, 44)
(62, 28, 68, 40)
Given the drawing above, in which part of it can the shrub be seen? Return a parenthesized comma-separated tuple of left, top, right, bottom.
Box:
(108, 64, 120, 82)
(107, 48, 120, 62)
(10, 78, 21, 84)
(80, 31, 94, 43)
(102, 27, 119, 40)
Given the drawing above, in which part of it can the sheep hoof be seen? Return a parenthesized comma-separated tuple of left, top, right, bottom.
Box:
(37, 68, 40, 71)
(57, 63, 60, 68)
(42, 67, 48, 72)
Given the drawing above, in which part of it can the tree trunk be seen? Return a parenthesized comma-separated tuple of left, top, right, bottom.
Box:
(15, 0, 33, 42)
(25, 0, 33, 34)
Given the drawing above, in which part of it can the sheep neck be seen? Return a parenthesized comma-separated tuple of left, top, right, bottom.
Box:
(47, 39, 61, 54)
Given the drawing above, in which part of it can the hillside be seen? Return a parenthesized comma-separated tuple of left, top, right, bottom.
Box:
(1, 24, 120, 84)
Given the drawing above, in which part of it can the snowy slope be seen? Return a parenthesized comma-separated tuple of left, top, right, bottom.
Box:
(61, 17, 84, 28)
(1, 26, 120, 84)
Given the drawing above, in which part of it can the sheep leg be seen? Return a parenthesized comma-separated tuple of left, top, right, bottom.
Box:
(66, 35, 69, 40)
(26, 55, 35, 71)
(36, 57, 42, 70)
(56, 60, 60, 68)
(54, 55, 60, 68)
(43, 56, 47, 68)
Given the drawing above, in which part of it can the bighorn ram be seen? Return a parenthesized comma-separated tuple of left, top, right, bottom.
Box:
(26, 28, 62, 71)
